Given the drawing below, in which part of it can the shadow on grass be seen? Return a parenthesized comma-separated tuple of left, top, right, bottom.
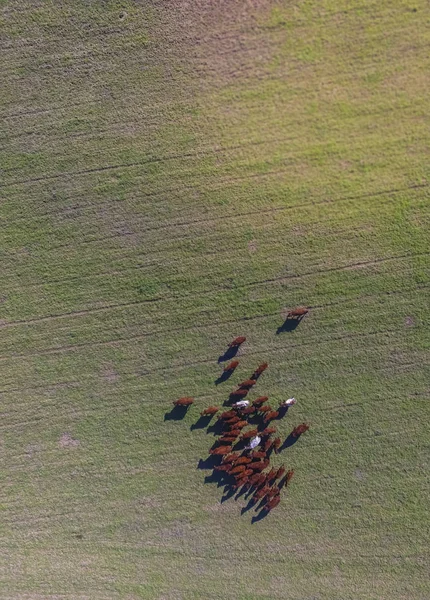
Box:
(218, 346, 239, 363)
(276, 316, 305, 334)
(279, 433, 299, 452)
(190, 415, 213, 430)
(215, 370, 235, 385)
(164, 405, 188, 421)
(198, 456, 220, 470)
(207, 420, 224, 435)
(251, 508, 270, 523)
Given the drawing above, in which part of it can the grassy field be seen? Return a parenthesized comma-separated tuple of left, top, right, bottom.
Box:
(1, 1, 429, 598)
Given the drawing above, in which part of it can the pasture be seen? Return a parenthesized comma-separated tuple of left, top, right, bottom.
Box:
(1, 1, 429, 598)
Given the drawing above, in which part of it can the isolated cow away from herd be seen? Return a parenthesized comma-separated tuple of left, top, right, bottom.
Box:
(173, 397, 194, 407)
(229, 336, 246, 348)
(287, 307, 309, 319)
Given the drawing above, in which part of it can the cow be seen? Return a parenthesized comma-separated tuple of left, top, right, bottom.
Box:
(233, 476, 249, 490)
(240, 406, 256, 416)
(240, 428, 259, 440)
(287, 307, 309, 320)
(245, 435, 262, 450)
(273, 437, 281, 453)
(222, 415, 240, 426)
(222, 453, 239, 464)
(224, 429, 241, 439)
(232, 399, 250, 409)
(249, 472, 264, 486)
(248, 460, 269, 471)
(266, 494, 281, 511)
(286, 469, 295, 483)
(280, 397, 296, 407)
(263, 438, 275, 452)
(264, 410, 279, 422)
(218, 410, 237, 420)
(249, 451, 267, 460)
(258, 405, 272, 413)
(266, 468, 278, 484)
(260, 426, 277, 436)
(234, 456, 252, 466)
(253, 362, 268, 377)
(200, 406, 219, 416)
(209, 445, 232, 455)
(291, 423, 310, 437)
(229, 336, 246, 348)
(239, 379, 257, 388)
(224, 360, 239, 372)
(253, 396, 269, 407)
(214, 464, 232, 472)
(275, 466, 286, 480)
(230, 465, 247, 476)
(173, 397, 194, 406)
(255, 485, 271, 500)
(219, 435, 238, 444)
(242, 468, 253, 478)
(234, 421, 248, 430)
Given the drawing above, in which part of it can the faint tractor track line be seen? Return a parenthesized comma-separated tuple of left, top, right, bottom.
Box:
(1, 252, 428, 330)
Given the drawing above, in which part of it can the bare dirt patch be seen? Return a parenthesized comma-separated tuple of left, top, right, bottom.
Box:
(102, 364, 120, 383)
(59, 432, 80, 448)
(405, 316, 414, 327)
(248, 239, 257, 252)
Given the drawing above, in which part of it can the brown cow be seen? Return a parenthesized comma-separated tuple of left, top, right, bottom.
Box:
(241, 428, 259, 440)
(234, 456, 252, 466)
(258, 405, 272, 413)
(249, 472, 264, 486)
(287, 307, 309, 319)
(219, 436, 238, 444)
(224, 360, 239, 372)
(173, 397, 194, 406)
(222, 453, 239, 464)
(266, 468, 278, 484)
(249, 451, 267, 460)
(255, 485, 271, 500)
(233, 476, 249, 490)
(263, 438, 275, 452)
(242, 468, 254, 478)
(260, 426, 277, 436)
(209, 445, 232, 455)
(266, 494, 281, 511)
(200, 406, 219, 416)
(234, 421, 248, 430)
(239, 379, 257, 388)
(218, 411, 237, 420)
(230, 465, 247, 476)
(214, 464, 232, 472)
(253, 362, 268, 376)
(291, 423, 310, 437)
(275, 466, 286, 480)
(273, 437, 281, 453)
(253, 396, 269, 407)
(222, 416, 240, 426)
(264, 410, 279, 422)
(248, 460, 269, 471)
(229, 336, 246, 348)
(240, 406, 256, 416)
(286, 469, 295, 483)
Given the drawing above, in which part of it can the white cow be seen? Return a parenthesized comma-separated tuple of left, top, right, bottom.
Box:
(280, 397, 296, 407)
(246, 435, 261, 450)
(233, 399, 249, 409)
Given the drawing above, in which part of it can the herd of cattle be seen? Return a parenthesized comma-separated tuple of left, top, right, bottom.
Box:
(172, 308, 310, 517)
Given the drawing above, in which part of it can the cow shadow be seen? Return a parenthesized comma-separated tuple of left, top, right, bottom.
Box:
(276, 317, 302, 334)
(241, 495, 258, 515)
(218, 346, 239, 363)
(279, 433, 298, 451)
(190, 415, 212, 430)
(164, 405, 188, 421)
(215, 370, 234, 385)
(207, 420, 224, 435)
(251, 508, 270, 523)
(198, 456, 220, 470)
(277, 405, 290, 419)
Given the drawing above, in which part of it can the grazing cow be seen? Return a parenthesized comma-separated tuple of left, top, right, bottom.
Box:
(291, 423, 310, 437)
(286, 469, 295, 483)
(173, 397, 194, 406)
(231, 389, 248, 398)
(224, 360, 239, 372)
(253, 396, 269, 407)
(232, 399, 250, 409)
(219, 410, 237, 420)
(264, 410, 279, 423)
(234, 456, 252, 466)
(234, 420, 248, 430)
(209, 445, 232, 455)
(239, 379, 257, 388)
(229, 336, 246, 348)
(266, 494, 281, 511)
(287, 307, 309, 319)
(253, 362, 268, 377)
(248, 459, 269, 471)
(245, 435, 262, 450)
(222, 415, 240, 426)
(263, 438, 275, 452)
(224, 429, 241, 439)
(258, 405, 272, 413)
(249, 451, 267, 460)
(214, 464, 232, 472)
(273, 437, 281, 453)
(240, 428, 259, 440)
(275, 466, 286, 480)
(219, 435, 238, 444)
(280, 397, 296, 407)
(241, 406, 256, 416)
(266, 468, 277, 483)
(222, 453, 239, 464)
(261, 426, 277, 436)
(242, 468, 253, 478)
(255, 485, 271, 500)
(230, 465, 247, 476)
(233, 476, 249, 490)
(200, 406, 219, 416)
(249, 472, 264, 486)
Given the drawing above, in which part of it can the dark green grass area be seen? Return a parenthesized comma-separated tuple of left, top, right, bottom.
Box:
(1, 1, 429, 599)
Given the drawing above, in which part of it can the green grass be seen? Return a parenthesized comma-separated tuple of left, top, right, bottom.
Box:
(1, 1, 429, 599)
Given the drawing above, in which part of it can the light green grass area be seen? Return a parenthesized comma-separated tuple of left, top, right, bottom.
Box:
(1, 1, 429, 599)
